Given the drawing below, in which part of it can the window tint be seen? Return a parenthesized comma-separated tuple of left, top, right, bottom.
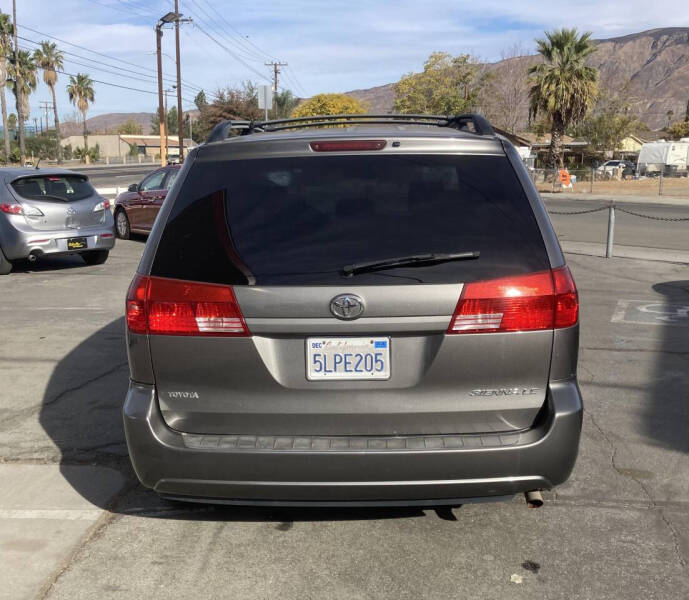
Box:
(12, 175, 95, 202)
(152, 154, 549, 285)
(140, 170, 166, 191)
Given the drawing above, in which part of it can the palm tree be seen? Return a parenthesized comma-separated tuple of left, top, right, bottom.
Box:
(0, 12, 14, 163)
(7, 49, 37, 160)
(33, 41, 64, 162)
(528, 29, 599, 168)
(66, 73, 94, 152)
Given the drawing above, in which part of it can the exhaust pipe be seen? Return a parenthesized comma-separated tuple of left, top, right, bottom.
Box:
(524, 490, 543, 508)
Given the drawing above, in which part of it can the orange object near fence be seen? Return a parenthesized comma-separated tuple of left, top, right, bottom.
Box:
(558, 169, 571, 186)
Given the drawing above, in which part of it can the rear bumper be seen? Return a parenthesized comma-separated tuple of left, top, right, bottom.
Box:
(0, 217, 115, 260)
(123, 380, 582, 505)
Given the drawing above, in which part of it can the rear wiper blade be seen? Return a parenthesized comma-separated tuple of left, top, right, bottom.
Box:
(342, 251, 480, 277)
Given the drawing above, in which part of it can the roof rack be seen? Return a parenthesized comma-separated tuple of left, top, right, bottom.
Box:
(205, 113, 495, 143)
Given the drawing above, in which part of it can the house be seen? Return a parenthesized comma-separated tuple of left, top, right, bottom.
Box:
(60, 134, 197, 160)
(516, 132, 589, 167)
(120, 135, 196, 159)
(618, 131, 669, 159)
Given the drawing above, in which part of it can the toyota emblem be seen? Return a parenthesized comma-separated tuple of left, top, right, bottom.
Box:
(330, 294, 365, 320)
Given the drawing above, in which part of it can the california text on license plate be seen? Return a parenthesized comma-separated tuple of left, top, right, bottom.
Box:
(306, 337, 390, 381)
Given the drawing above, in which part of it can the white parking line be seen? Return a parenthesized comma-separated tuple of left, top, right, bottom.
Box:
(0, 509, 102, 521)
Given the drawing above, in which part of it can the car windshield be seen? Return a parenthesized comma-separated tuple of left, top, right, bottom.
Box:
(11, 175, 95, 202)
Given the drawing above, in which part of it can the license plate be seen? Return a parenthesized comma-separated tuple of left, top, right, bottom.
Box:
(67, 237, 87, 250)
(307, 337, 390, 380)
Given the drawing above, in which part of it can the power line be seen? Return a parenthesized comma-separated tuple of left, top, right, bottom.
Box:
(191, 22, 271, 85)
(196, 0, 277, 62)
(186, 0, 265, 63)
(18, 29, 207, 95)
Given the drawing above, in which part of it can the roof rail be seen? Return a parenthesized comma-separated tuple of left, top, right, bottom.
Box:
(204, 113, 494, 143)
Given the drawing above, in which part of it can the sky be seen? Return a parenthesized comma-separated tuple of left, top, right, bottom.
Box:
(1, 0, 688, 125)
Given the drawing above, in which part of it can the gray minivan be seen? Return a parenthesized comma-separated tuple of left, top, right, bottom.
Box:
(123, 114, 582, 506)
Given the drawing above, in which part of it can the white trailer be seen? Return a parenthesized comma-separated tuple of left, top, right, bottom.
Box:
(637, 141, 689, 176)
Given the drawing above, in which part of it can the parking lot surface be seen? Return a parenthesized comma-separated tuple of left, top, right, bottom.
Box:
(1, 239, 687, 599)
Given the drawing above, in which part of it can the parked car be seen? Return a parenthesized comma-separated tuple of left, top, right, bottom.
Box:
(123, 114, 582, 506)
(596, 160, 635, 176)
(0, 168, 115, 275)
(114, 165, 179, 238)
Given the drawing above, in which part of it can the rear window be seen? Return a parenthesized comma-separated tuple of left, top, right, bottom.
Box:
(152, 154, 549, 285)
(12, 175, 95, 202)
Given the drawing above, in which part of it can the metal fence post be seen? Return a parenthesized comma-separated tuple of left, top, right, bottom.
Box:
(605, 204, 615, 258)
(590, 167, 594, 194)
(659, 171, 663, 196)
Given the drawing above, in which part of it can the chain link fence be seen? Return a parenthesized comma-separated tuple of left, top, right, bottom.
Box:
(530, 167, 689, 198)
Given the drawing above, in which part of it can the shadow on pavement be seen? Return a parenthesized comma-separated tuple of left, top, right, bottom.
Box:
(648, 280, 689, 454)
(40, 317, 443, 522)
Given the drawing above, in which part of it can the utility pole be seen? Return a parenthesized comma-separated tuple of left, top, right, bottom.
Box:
(39, 101, 52, 131)
(174, 0, 184, 161)
(12, 0, 25, 164)
(155, 19, 167, 166)
(265, 61, 287, 118)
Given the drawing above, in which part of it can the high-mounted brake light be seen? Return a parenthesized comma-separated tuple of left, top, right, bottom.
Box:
(447, 267, 578, 334)
(126, 275, 249, 337)
(310, 140, 386, 152)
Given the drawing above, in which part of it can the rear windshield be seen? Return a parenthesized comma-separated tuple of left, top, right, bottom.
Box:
(152, 154, 549, 285)
(12, 175, 95, 202)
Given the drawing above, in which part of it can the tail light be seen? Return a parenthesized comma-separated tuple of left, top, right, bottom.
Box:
(448, 266, 578, 334)
(93, 199, 110, 211)
(0, 203, 43, 216)
(126, 275, 249, 336)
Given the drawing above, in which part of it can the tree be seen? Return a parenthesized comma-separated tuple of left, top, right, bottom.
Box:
(685, 99, 689, 122)
(66, 73, 95, 151)
(194, 90, 207, 111)
(291, 93, 366, 118)
(666, 121, 689, 140)
(528, 29, 599, 168)
(0, 12, 13, 163)
(150, 106, 179, 135)
(393, 52, 485, 115)
(275, 89, 299, 119)
(482, 44, 530, 133)
(117, 118, 143, 135)
(7, 49, 37, 162)
(574, 100, 640, 157)
(33, 41, 64, 162)
(193, 83, 263, 140)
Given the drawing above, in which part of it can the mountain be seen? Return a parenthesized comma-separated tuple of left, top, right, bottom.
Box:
(60, 112, 155, 137)
(345, 27, 689, 129)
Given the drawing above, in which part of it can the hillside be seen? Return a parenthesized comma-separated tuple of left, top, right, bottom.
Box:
(60, 112, 155, 137)
(346, 27, 689, 129)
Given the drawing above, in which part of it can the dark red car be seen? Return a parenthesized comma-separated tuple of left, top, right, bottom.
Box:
(114, 165, 180, 239)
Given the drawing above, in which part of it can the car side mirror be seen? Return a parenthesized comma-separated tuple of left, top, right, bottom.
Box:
(128, 183, 139, 192)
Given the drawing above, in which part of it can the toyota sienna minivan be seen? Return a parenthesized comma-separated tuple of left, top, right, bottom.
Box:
(123, 114, 582, 506)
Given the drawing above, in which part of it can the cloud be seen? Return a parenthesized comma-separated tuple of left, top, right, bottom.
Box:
(5, 0, 689, 119)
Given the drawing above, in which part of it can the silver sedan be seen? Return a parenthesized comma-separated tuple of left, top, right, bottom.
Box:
(0, 168, 115, 274)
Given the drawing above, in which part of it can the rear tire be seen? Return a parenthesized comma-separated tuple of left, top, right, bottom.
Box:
(115, 209, 131, 240)
(81, 250, 109, 265)
(0, 247, 12, 275)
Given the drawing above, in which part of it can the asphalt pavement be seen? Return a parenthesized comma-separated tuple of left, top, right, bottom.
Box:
(0, 239, 687, 599)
